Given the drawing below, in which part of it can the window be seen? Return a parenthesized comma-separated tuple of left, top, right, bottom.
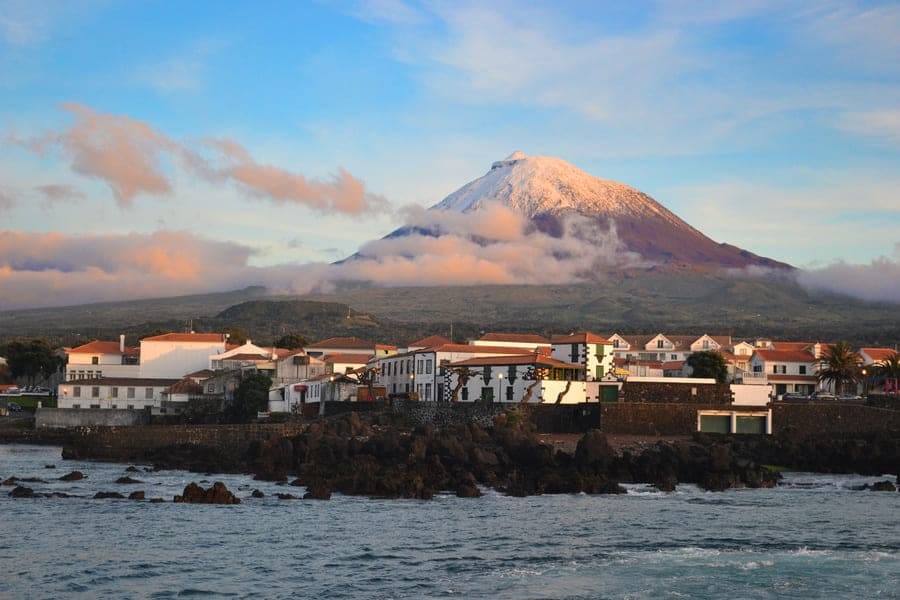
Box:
(207, 383, 214, 393)
(91, 387, 99, 398)
(702, 340, 709, 349)
(672, 354, 678, 360)
(78, 370, 85, 380)
(145, 388, 153, 399)
(506, 386, 513, 401)
(72, 404, 81, 409)
(657, 339, 664, 349)
(781, 365, 787, 374)
(96, 371, 102, 379)
(111, 387, 118, 398)
(73, 386, 81, 398)
(87, 370, 94, 380)
(613, 339, 620, 348)
(111, 404, 117, 409)
(772, 365, 778, 374)
(407, 359, 412, 373)
(90, 404, 100, 409)
(426, 360, 432, 375)
(753, 365, 762, 373)
(127, 404, 134, 409)
(461, 387, 469, 401)
(570, 343, 579, 362)
(425, 382, 432, 401)
(799, 365, 807, 375)
(91, 356, 99, 365)
(69, 370, 75, 380)
(127, 387, 135, 398)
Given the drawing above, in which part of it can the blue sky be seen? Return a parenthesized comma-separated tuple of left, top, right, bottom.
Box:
(1, 0, 899, 308)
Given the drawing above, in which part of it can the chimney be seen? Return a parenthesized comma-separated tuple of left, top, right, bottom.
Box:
(119, 334, 125, 353)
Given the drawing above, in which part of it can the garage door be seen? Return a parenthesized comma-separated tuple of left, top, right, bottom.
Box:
(699, 415, 731, 433)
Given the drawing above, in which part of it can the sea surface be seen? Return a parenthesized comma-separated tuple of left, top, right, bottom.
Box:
(1, 444, 898, 599)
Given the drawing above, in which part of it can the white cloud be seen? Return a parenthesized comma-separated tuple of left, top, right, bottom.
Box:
(796, 243, 900, 303)
(841, 110, 900, 145)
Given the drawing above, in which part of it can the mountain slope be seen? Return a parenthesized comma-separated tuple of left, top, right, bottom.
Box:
(430, 151, 790, 272)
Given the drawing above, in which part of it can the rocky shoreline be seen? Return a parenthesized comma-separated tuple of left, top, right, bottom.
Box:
(56, 412, 900, 499)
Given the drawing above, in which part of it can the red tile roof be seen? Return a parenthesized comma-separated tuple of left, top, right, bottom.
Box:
(306, 337, 374, 351)
(185, 369, 215, 379)
(218, 353, 273, 362)
(430, 344, 535, 355)
(861, 347, 898, 363)
(68, 340, 139, 355)
(446, 354, 581, 369)
(769, 341, 814, 351)
(142, 333, 225, 343)
(165, 378, 204, 394)
(551, 332, 611, 344)
(753, 349, 817, 363)
(323, 353, 372, 364)
(63, 377, 180, 386)
(408, 335, 452, 348)
(477, 333, 550, 344)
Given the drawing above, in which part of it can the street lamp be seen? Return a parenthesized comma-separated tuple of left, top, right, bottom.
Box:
(497, 372, 503, 402)
(861, 368, 867, 398)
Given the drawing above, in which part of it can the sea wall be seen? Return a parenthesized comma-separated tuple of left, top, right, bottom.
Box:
(772, 403, 900, 435)
(599, 403, 724, 435)
(36, 408, 150, 429)
(620, 382, 732, 404)
(65, 422, 308, 462)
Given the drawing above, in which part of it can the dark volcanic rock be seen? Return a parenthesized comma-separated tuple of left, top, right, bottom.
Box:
(303, 481, 332, 500)
(149, 498, 165, 503)
(275, 492, 298, 500)
(59, 471, 84, 481)
(455, 483, 482, 498)
(44, 464, 56, 469)
(115, 476, 142, 484)
(126, 466, 140, 473)
(173, 482, 240, 504)
(1, 477, 17, 486)
(251, 489, 265, 498)
(94, 491, 125, 499)
(128, 491, 146, 500)
(9, 485, 35, 498)
(869, 480, 897, 492)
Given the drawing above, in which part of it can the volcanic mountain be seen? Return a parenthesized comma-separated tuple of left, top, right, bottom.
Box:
(421, 151, 790, 273)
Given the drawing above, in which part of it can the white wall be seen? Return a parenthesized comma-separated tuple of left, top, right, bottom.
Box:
(140, 340, 225, 379)
(730, 384, 771, 406)
(58, 382, 168, 409)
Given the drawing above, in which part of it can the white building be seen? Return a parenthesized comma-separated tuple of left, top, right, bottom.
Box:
(377, 343, 534, 402)
(747, 349, 819, 398)
(444, 353, 586, 403)
(470, 333, 551, 353)
(550, 332, 615, 382)
(273, 351, 327, 385)
(58, 378, 179, 409)
(304, 337, 396, 359)
(139, 333, 228, 379)
(65, 337, 140, 381)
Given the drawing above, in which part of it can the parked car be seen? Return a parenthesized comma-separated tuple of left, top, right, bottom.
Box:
(7, 402, 22, 412)
(837, 394, 863, 401)
(781, 393, 809, 401)
(810, 391, 836, 401)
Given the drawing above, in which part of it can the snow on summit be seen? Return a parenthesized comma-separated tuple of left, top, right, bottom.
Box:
(432, 151, 686, 231)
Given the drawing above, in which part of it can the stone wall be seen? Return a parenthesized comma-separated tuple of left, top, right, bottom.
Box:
(65, 422, 308, 461)
(599, 403, 725, 435)
(772, 402, 900, 435)
(36, 408, 150, 429)
(390, 399, 508, 429)
(620, 382, 732, 404)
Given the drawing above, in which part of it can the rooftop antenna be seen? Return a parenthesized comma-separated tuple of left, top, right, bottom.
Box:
(450, 321, 454, 343)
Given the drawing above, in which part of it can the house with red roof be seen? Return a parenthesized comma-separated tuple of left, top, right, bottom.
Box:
(471, 332, 551, 353)
(444, 353, 587, 403)
(65, 336, 140, 381)
(550, 332, 615, 383)
(859, 347, 898, 366)
(747, 349, 819, 398)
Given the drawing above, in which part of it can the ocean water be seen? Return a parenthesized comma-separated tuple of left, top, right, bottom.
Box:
(1, 444, 898, 599)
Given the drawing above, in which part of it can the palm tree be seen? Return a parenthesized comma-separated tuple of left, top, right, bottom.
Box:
(875, 352, 900, 379)
(818, 342, 862, 397)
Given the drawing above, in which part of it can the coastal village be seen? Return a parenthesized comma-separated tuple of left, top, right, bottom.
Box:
(3, 329, 897, 436)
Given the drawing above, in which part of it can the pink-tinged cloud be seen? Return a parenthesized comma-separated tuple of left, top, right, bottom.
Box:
(12, 104, 385, 214)
(208, 137, 386, 214)
(34, 184, 85, 204)
(0, 229, 331, 310)
(796, 243, 900, 303)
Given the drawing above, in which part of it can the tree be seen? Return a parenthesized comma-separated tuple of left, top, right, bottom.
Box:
(687, 351, 728, 383)
(273, 333, 308, 350)
(222, 326, 249, 346)
(224, 373, 272, 423)
(1, 339, 62, 386)
(874, 352, 900, 379)
(818, 341, 862, 396)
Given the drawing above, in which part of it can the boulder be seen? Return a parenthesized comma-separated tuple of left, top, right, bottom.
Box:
(173, 482, 240, 504)
(251, 489, 265, 498)
(94, 491, 125, 499)
(9, 485, 34, 498)
(44, 464, 56, 469)
(59, 471, 84, 482)
(115, 476, 142, 484)
(125, 466, 141, 473)
(149, 498, 165, 503)
(455, 483, 482, 498)
(870, 480, 897, 492)
(128, 491, 145, 500)
(1, 477, 18, 486)
(303, 481, 332, 500)
(275, 492, 298, 500)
